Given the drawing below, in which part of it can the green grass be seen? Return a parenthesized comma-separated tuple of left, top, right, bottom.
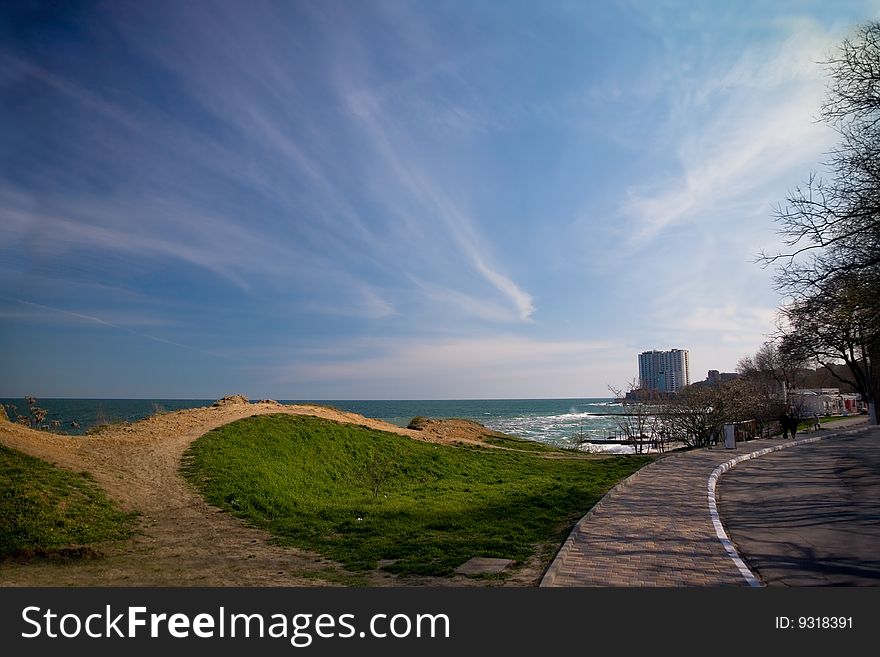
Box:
(796, 415, 855, 431)
(0, 444, 138, 558)
(182, 414, 651, 577)
(819, 415, 853, 423)
(481, 434, 560, 452)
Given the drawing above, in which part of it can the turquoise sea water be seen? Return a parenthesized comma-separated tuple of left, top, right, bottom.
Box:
(1, 397, 631, 451)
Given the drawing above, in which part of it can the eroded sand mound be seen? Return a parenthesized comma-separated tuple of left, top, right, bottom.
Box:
(408, 417, 506, 444)
(212, 394, 250, 407)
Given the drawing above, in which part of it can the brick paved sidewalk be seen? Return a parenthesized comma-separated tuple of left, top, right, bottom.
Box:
(541, 438, 783, 587)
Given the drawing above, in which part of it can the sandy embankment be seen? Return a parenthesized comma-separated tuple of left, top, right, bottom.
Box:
(0, 398, 537, 586)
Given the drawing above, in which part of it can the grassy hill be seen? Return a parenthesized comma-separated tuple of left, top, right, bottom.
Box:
(182, 413, 651, 578)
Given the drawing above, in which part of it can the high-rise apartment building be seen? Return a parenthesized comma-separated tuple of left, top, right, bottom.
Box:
(638, 349, 690, 393)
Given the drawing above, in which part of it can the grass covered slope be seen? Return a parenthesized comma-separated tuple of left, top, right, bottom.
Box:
(183, 414, 651, 577)
(0, 444, 137, 558)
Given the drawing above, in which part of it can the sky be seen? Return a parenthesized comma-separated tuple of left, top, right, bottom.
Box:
(1, 0, 878, 400)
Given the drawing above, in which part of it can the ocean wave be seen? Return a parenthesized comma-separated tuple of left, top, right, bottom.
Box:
(556, 411, 599, 419)
(486, 411, 623, 447)
(495, 411, 598, 424)
(580, 443, 639, 455)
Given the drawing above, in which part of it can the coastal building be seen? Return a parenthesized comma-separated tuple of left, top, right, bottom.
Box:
(690, 369, 739, 388)
(789, 388, 863, 416)
(638, 349, 690, 393)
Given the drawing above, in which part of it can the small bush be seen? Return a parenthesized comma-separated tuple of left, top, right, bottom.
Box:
(6, 397, 50, 429)
(363, 449, 395, 498)
(407, 416, 429, 430)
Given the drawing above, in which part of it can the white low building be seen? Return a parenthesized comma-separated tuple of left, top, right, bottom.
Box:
(789, 388, 862, 416)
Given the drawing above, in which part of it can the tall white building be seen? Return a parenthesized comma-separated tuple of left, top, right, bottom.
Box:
(638, 349, 690, 393)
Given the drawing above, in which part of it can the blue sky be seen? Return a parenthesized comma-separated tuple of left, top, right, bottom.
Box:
(1, 0, 877, 399)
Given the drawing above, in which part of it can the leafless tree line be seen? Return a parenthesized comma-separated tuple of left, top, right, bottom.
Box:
(609, 369, 792, 453)
(761, 21, 880, 424)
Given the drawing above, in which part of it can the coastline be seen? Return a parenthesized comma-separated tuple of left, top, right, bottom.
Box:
(0, 397, 629, 448)
(0, 399, 517, 586)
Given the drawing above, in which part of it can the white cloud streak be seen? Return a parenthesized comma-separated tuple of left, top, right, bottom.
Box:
(275, 335, 629, 397)
(5, 298, 243, 362)
(621, 18, 840, 244)
(342, 89, 535, 321)
(2, 4, 534, 327)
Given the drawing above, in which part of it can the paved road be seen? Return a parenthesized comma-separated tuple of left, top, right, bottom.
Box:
(719, 428, 880, 586)
(541, 418, 874, 587)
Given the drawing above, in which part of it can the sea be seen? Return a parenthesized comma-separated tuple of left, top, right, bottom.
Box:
(0, 397, 636, 453)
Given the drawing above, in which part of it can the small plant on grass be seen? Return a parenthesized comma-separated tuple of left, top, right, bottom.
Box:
(566, 436, 589, 451)
(363, 448, 395, 499)
(566, 421, 591, 451)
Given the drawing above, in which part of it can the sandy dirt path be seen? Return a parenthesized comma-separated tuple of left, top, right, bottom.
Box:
(0, 401, 542, 586)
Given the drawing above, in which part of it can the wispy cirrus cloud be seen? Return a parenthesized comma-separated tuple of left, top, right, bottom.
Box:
(408, 276, 524, 324)
(1, 1, 534, 328)
(338, 75, 536, 322)
(620, 18, 839, 244)
(298, 285, 397, 320)
(3, 2, 871, 397)
(3, 298, 242, 362)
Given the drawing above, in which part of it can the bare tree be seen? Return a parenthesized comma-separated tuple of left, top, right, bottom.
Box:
(647, 412, 668, 453)
(8, 397, 51, 429)
(760, 22, 880, 423)
(762, 23, 880, 296)
(779, 277, 879, 419)
(736, 340, 805, 393)
(608, 381, 656, 454)
(662, 386, 726, 448)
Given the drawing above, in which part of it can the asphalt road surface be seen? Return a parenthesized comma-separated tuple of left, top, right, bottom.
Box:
(719, 429, 880, 586)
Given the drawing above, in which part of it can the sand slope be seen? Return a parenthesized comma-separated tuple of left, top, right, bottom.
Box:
(0, 400, 541, 586)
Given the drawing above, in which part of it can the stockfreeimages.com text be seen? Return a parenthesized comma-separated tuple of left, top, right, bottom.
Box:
(21, 605, 451, 647)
